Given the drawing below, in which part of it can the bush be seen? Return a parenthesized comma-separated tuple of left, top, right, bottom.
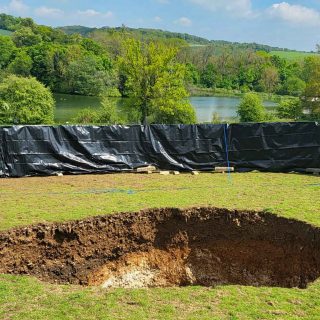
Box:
(152, 100, 196, 124)
(276, 98, 302, 120)
(72, 108, 99, 124)
(72, 98, 122, 125)
(98, 98, 122, 124)
(211, 112, 221, 124)
(0, 75, 55, 124)
(237, 93, 266, 122)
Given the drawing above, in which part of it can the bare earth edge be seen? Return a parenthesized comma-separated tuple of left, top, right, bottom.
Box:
(1, 207, 320, 289)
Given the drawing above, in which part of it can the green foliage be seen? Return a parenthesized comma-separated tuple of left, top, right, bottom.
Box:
(7, 50, 32, 76)
(72, 108, 99, 124)
(270, 50, 318, 61)
(0, 75, 55, 124)
(237, 93, 266, 122)
(185, 63, 200, 85)
(98, 98, 122, 124)
(1, 12, 320, 126)
(276, 98, 302, 120)
(12, 27, 42, 47)
(72, 98, 121, 124)
(0, 36, 15, 68)
(200, 63, 217, 88)
(258, 67, 279, 93)
(118, 38, 195, 124)
(302, 56, 320, 120)
(280, 76, 306, 96)
(63, 55, 115, 96)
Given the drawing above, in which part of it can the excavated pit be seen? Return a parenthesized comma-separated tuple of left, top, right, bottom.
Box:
(1, 207, 320, 289)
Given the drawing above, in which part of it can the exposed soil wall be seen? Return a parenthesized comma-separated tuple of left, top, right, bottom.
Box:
(1, 207, 320, 289)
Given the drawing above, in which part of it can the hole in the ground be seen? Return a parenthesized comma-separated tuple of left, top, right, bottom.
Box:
(1, 208, 320, 289)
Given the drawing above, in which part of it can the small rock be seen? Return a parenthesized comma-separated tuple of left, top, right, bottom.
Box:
(160, 171, 170, 175)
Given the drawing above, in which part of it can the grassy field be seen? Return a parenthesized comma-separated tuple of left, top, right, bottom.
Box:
(270, 50, 318, 61)
(1, 172, 320, 319)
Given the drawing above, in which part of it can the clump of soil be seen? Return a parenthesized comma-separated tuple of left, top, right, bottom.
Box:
(1, 207, 320, 289)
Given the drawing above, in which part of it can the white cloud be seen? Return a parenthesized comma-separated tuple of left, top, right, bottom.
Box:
(154, 16, 163, 22)
(268, 2, 320, 26)
(0, 0, 29, 15)
(34, 6, 64, 18)
(175, 17, 192, 26)
(77, 9, 113, 19)
(190, 0, 253, 17)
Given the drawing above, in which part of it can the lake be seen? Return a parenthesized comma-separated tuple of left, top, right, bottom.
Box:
(54, 94, 277, 123)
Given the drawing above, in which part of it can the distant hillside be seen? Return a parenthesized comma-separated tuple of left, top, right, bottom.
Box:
(57, 25, 95, 37)
(270, 50, 318, 61)
(58, 25, 297, 53)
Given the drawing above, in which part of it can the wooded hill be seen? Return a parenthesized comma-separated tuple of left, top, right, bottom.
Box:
(58, 25, 297, 53)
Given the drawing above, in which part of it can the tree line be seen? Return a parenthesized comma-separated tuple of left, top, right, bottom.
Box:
(0, 13, 319, 125)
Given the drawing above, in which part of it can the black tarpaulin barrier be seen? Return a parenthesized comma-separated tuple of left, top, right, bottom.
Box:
(0, 124, 226, 177)
(0, 122, 319, 178)
(0, 127, 7, 177)
(227, 122, 320, 172)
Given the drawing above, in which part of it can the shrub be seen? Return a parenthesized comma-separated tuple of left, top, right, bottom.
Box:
(0, 75, 54, 124)
(276, 98, 302, 120)
(72, 98, 122, 125)
(237, 93, 266, 122)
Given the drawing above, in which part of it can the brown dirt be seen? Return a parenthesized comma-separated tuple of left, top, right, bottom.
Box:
(1, 207, 320, 289)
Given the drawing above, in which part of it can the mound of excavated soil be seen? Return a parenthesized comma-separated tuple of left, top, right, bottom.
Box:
(1, 207, 320, 289)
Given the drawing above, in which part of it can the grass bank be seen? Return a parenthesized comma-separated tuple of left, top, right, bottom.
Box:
(1, 172, 320, 319)
(188, 85, 290, 103)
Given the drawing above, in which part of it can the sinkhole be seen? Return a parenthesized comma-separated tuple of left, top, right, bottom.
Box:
(1, 207, 320, 289)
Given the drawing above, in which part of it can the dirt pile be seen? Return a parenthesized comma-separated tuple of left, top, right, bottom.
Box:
(1, 207, 320, 289)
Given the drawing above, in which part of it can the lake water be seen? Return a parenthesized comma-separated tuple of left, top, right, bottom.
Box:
(54, 94, 277, 123)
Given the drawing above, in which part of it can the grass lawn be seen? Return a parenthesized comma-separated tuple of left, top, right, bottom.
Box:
(1, 172, 320, 319)
(270, 50, 319, 61)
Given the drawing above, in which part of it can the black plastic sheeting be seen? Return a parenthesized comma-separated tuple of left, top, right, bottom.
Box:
(0, 122, 319, 177)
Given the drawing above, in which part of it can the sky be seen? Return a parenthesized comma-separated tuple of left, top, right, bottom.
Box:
(1, 0, 320, 51)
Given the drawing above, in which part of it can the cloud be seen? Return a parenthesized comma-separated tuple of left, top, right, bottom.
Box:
(268, 2, 320, 26)
(34, 6, 64, 18)
(154, 16, 163, 22)
(175, 17, 192, 26)
(189, 0, 253, 17)
(77, 9, 113, 19)
(0, 0, 29, 15)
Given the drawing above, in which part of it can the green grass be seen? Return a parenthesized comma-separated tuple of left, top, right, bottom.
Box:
(1, 172, 320, 319)
(270, 50, 319, 61)
(0, 28, 12, 36)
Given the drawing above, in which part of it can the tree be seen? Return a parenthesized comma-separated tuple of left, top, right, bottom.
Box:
(280, 76, 306, 96)
(258, 67, 279, 93)
(200, 63, 217, 88)
(237, 93, 265, 122)
(7, 50, 32, 76)
(118, 38, 196, 124)
(302, 56, 320, 120)
(12, 27, 42, 47)
(0, 75, 55, 124)
(0, 36, 16, 69)
(276, 98, 302, 120)
(64, 54, 115, 96)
